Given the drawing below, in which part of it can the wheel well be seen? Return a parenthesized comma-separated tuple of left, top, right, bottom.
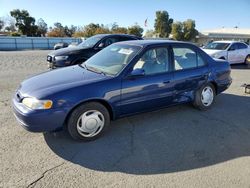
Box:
(64, 99, 114, 127)
(210, 81, 218, 95)
(219, 56, 225, 60)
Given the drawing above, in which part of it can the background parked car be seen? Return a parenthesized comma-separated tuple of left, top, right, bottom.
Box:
(14, 40, 232, 141)
(47, 34, 142, 69)
(68, 42, 80, 48)
(53, 42, 69, 50)
(202, 41, 250, 64)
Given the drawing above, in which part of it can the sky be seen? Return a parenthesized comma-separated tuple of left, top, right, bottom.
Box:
(0, 0, 250, 31)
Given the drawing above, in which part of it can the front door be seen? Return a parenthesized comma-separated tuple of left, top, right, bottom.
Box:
(120, 46, 174, 116)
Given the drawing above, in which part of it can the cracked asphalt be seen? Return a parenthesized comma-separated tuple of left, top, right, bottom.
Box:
(0, 50, 250, 188)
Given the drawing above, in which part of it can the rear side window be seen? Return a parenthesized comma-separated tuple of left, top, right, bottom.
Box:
(173, 47, 205, 70)
(119, 36, 137, 41)
(103, 37, 119, 47)
(237, 43, 248, 49)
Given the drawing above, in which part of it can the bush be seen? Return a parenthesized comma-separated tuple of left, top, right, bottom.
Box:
(10, 32, 21, 36)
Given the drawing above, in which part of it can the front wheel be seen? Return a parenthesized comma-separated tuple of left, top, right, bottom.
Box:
(67, 102, 110, 141)
(244, 55, 250, 65)
(193, 83, 215, 110)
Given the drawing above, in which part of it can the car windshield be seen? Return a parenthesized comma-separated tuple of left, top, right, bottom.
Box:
(83, 44, 142, 76)
(78, 35, 102, 48)
(204, 42, 230, 50)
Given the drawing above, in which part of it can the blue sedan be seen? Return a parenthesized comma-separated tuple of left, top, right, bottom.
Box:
(12, 40, 232, 141)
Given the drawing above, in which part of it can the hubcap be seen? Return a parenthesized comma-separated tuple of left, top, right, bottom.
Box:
(77, 110, 105, 137)
(201, 86, 214, 106)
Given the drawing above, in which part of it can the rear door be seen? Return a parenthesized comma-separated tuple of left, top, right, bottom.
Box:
(120, 46, 174, 115)
(227, 43, 240, 64)
(237, 43, 249, 63)
(171, 44, 209, 103)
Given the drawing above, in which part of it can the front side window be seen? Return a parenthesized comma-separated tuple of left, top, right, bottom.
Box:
(229, 43, 238, 51)
(84, 44, 141, 76)
(173, 47, 205, 70)
(133, 47, 169, 75)
(78, 35, 102, 48)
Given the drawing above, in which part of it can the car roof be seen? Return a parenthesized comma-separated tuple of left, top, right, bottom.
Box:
(94, 33, 141, 39)
(213, 40, 244, 44)
(117, 39, 190, 47)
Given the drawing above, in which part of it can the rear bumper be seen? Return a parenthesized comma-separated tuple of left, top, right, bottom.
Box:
(216, 78, 232, 94)
(12, 98, 68, 132)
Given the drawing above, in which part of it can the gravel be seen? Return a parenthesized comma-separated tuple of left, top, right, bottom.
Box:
(0, 50, 250, 188)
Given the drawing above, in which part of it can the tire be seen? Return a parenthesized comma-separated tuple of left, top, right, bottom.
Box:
(193, 83, 215, 110)
(244, 55, 250, 65)
(67, 102, 110, 141)
(219, 57, 225, 60)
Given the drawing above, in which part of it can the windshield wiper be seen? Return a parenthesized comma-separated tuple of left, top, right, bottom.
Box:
(80, 64, 112, 76)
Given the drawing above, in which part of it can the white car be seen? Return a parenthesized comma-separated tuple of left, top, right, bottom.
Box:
(202, 41, 250, 64)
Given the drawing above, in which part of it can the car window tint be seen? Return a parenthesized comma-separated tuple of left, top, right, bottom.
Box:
(119, 36, 136, 41)
(238, 43, 248, 49)
(173, 47, 205, 70)
(103, 37, 119, 47)
(198, 54, 205, 66)
(230, 43, 238, 50)
(133, 47, 169, 75)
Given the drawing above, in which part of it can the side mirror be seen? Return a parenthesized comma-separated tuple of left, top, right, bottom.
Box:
(229, 47, 235, 51)
(129, 68, 145, 77)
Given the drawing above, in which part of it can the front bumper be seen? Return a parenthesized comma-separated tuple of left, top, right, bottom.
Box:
(12, 98, 68, 132)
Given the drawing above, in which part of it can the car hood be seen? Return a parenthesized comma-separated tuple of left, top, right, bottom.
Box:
(18, 65, 107, 98)
(49, 46, 91, 56)
(202, 49, 222, 55)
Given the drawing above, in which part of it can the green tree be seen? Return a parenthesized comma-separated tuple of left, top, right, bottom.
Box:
(183, 19, 198, 41)
(112, 27, 127, 34)
(110, 22, 127, 34)
(10, 9, 38, 36)
(171, 22, 183, 41)
(36, 18, 47, 36)
(154, 10, 173, 38)
(128, 24, 143, 37)
(47, 22, 66, 37)
(171, 19, 198, 41)
(144, 29, 155, 38)
(83, 23, 101, 37)
(64, 25, 77, 37)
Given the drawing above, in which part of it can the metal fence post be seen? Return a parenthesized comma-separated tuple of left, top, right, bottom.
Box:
(47, 38, 49, 50)
(14, 38, 17, 50)
(31, 38, 34, 50)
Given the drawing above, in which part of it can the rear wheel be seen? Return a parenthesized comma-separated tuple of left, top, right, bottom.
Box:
(67, 102, 110, 141)
(245, 55, 250, 65)
(193, 83, 215, 110)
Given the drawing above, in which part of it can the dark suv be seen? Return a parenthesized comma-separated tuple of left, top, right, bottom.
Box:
(47, 34, 142, 69)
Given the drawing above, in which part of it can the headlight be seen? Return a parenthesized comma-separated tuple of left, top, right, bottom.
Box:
(54, 56, 68, 61)
(22, 98, 53, 110)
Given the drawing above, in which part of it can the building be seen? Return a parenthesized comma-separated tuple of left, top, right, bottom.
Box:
(198, 28, 250, 45)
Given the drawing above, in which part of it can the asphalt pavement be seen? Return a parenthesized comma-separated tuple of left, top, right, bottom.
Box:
(0, 50, 250, 188)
